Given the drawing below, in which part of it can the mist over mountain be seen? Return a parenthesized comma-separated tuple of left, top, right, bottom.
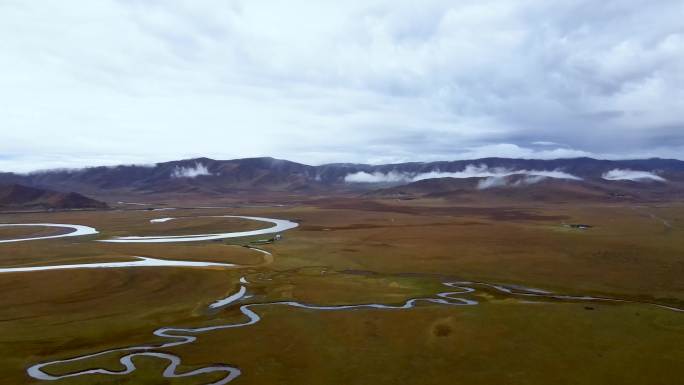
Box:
(0, 157, 682, 203)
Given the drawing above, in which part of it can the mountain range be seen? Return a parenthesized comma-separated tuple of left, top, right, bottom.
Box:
(1, 156, 683, 204)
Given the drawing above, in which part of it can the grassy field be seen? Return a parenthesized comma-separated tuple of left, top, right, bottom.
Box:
(0, 200, 683, 384)
(0, 225, 71, 240)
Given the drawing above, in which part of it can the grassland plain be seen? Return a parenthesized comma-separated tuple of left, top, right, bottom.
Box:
(0, 200, 683, 384)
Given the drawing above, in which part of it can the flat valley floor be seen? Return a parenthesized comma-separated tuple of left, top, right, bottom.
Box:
(1, 198, 683, 384)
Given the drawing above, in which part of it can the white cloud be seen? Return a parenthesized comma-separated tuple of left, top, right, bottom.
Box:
(477, 174, 552, 190)
(602, 169, 666, 182)
(455, 144, 593, 161)
(171, 163, 213, 178)
(532, 141, 560, 146)
(477, 176, 509, 189)
(0, 1, 683, 171)
(515, 175, 548, 185)
(345, 164, 581, 183)
(344, 171, 410, 183)
(411, 165, 582, 181)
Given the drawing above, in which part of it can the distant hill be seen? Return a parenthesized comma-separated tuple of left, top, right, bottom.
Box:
(366, 173, 682, 203)
(0, 157, 682, 201)
(0, 157, 321, 196)
(0, 184, 107, 210)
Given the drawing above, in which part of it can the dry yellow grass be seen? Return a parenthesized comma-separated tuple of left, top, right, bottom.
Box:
(1, 200, 683, 384)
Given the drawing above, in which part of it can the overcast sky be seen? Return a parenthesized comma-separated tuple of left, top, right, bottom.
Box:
(1, 1, 683, 172)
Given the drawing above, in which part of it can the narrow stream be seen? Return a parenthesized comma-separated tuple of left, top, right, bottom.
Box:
(27, 280, 478, 385)
(0, 256, 236, 273)
(26, 277, 684, 385)
(2, 216, 681, 385)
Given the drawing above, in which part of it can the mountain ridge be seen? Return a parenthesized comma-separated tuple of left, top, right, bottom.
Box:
(0, 184, 108, 210)
(1, 157, 682, 201)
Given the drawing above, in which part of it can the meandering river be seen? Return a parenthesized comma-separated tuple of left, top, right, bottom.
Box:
(0, 215, 681, 385)
(0, 223, 98, 243)
(100, 216, 299, 243)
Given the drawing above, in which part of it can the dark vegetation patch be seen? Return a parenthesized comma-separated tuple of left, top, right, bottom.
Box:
(433, 324, 453, 337)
